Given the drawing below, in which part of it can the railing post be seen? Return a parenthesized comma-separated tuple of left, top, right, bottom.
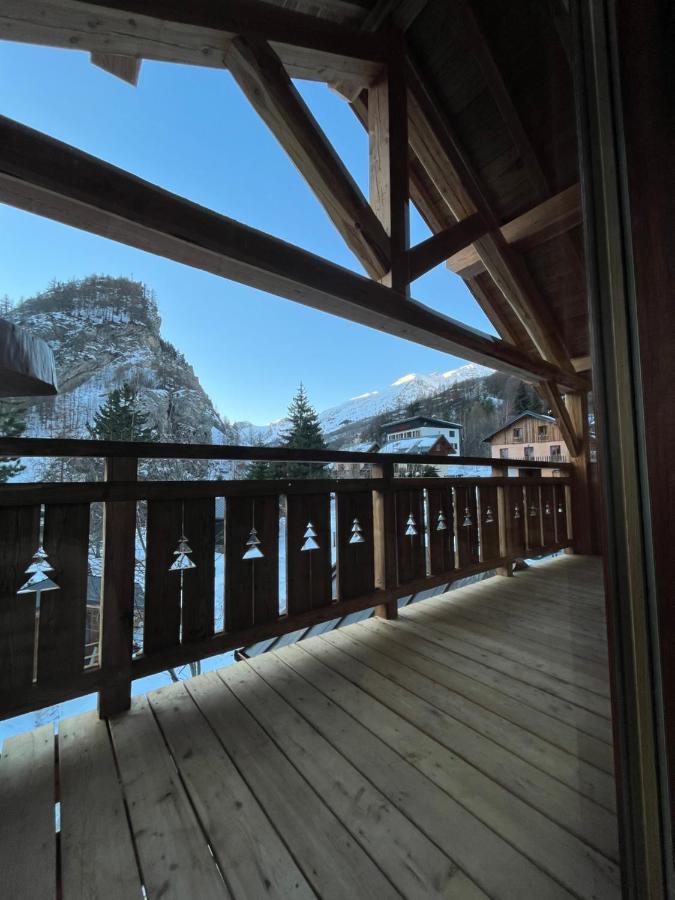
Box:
(98, 457, 137, 719)
(372, 461, 398, 619)
(564, 391, 593, 554)
(492, 465, 512, 576)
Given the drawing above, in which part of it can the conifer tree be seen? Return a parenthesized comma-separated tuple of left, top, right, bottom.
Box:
(0, 402, 26, 482)
(278, 383, 327, 478)
(511, 381, 543, 415)
(88, 384, 156, 442)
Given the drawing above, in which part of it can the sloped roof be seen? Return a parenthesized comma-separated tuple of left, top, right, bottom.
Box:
(381, 415, 462, 430)
(379, 435, 451, 455)
(482, 411, 556, 443)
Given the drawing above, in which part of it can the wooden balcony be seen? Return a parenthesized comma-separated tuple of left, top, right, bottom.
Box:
(0, 554, 618, 899)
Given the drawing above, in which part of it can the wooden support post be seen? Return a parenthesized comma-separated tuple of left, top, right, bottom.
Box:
(98, 457, 137, 719)
(369, 31, 410, 293)
(492, 465, 512, 575)
(372, 461, 398, 618)
(563, 392, 593, 555)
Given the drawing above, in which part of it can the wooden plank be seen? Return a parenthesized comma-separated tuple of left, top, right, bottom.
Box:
(221, 660, 488, 898)
(0, 118, 586, 388)
(98, 457, 137, 718)
(540, 381, 581, 458)
(394, 488, 425, 584)
(446, 186, 582, 276)
(59, 712, 141, 899)
(427, 486, 455, 575)
(186, 671, 403, 899)
(455, 483, 479, 568)
(38, 502, 90, 682)
(148, 684, 314, 899)
(144, 498, 182, 654)
(555, 483, 569, 544)
(225, 495, 279, 631)
(564, 391, 593, 553)
(504, 483, 526, 555)
(406, 213, 486, 283)
(369, 37, 410, 293)
(182, 497, 216, 643)
(310, 631, 619, 850)
(286, 492, 332, 615)
(0, 0, 385, 86)
(0, 725, 56, 900)
(355, 616, 616, 783)
(90, 51, 141, 85)
(228, 35, 390, 280)
(525, 485, 544, 551)
(541, 484, 557, 547)
(247, 651, 579, 899)
(371, 461, 397, 617)
(477, 484, 500, 562)
(279, 643, 620, 897)
(336, 491, 375, 600)
(0, 504, 40, 693)
(108, 695, 227, 898)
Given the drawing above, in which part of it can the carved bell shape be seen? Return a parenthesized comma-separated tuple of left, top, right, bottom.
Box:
(436, 510, 447, 531)
(529, 504, 538, 517)
(18, 546, 59, 594)
(544, 503, 552, 516)
(557, 503, 564, 514)
(462, 507, 473, 527)
(405, 512, 418, 537)
(174, 535, 194, 555)
(484, 505, 495, 524)
(349, 517, 365, 544)
(301, 521, 320, 552)
(242, 526, 264, 560)
(513, 504, 521, 519)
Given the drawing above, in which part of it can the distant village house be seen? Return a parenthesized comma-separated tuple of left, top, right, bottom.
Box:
(483, 411, 568, 477)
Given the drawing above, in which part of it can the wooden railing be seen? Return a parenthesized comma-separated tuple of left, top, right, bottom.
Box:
(0, 439, 573, 720)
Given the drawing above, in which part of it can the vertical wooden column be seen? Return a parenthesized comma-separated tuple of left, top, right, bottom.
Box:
(98, 457, 137, 719)
(564, 391, 593, 555)
(492, 466, 512, 575)
(368, 29, 410, 293)
(372, 461, 398, 619)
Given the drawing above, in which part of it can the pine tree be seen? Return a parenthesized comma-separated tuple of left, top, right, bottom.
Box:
(511, 381, 543, 415)
(88, 384, 156, 442)
(0, 402, 26, 482)
(246, 459, 272, 480)
(278, 383, 327, 478)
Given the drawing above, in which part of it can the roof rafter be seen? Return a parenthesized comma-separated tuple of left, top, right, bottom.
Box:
(0, 0, 383, 90)
(0, 115, 585, 390)
(226, 34, 391, 280)
(406, 213, 486, 283)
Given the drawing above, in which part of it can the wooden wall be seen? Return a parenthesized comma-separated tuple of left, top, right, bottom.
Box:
(489, 417, 564, 446)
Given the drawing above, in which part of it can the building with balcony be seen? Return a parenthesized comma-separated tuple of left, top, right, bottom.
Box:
(381, 415, 462, 454)
(483, 411, 568, 476)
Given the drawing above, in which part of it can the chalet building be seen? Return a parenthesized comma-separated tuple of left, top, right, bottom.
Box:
(334, 441, 380, 478)
(0, 3, 673, 898)
(381, 415, 462, 454)
(483, 411, 568, 477)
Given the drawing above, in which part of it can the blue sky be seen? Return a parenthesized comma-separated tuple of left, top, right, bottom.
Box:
(0, 42, 495, 424)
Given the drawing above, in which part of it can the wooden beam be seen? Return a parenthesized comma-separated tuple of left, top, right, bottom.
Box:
(368, 32, 410, 292)
(90, 52, 141, 85)
(446, 185, 582, 276)
(406, 59, 575, 371)
(562, 392, 593, 556)
(539, 381, 581, 459)
(357, 0, 429, 32)
(226, 35, 390, 279)
(0, 0, 384, 90)
(406, 213, 486, 283)
(0, 117, 587, 388)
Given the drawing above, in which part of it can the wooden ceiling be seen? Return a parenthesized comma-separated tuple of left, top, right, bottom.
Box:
(0, 0, 590, 407)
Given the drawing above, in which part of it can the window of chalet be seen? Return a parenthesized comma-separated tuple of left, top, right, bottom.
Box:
(538, 425, 549, 438)
(500, 447, 509, 459)
(524, 446, 534, 459)
(551, 445, 562, 459)
(513, 427, 523, 440)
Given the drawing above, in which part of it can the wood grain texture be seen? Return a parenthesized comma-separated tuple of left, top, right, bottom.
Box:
(477, 484, 500, 562)
(336, 490, 375, 600)
(427, 486, 455, 575)
(525, 485, 544, 551)
(455, 484, 479, 567)
(225, 495, 280, 631)
(394, 488, 426, 584)
(286, 492, 332, 615)
(0, 505, 40, 691)
(181, 497, 216, 643)
(144, 498, 182, 654)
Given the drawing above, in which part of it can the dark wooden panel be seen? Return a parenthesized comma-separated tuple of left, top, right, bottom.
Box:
(286, 493, 332, 616)
(38, 503, 90, 681)
(504, 484, 526, 556)
(225, 495, 280, 632)
(427, 487, 455, 575)
(525, 485, 543, 551)
(181, 498, 216, 643)
(541, 484, 557, 546)
(144, 499, 182, 654)
(554, 484, 569, 544)
(395, 489, 426, 585)
(455, 484, 479, 568)
(478, 484, 500, 562)
(336, 491, 375, 601)
(0, 505, 40, 693)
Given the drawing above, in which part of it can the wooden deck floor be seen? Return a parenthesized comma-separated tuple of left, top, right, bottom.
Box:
(0, 555, 620, 899)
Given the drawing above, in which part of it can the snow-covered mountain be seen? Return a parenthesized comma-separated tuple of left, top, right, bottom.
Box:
(4, 276, 230, 448)
(238, 363, 493, 445)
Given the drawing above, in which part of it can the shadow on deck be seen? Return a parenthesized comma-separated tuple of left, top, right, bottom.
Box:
(0, 555, 619, 899)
